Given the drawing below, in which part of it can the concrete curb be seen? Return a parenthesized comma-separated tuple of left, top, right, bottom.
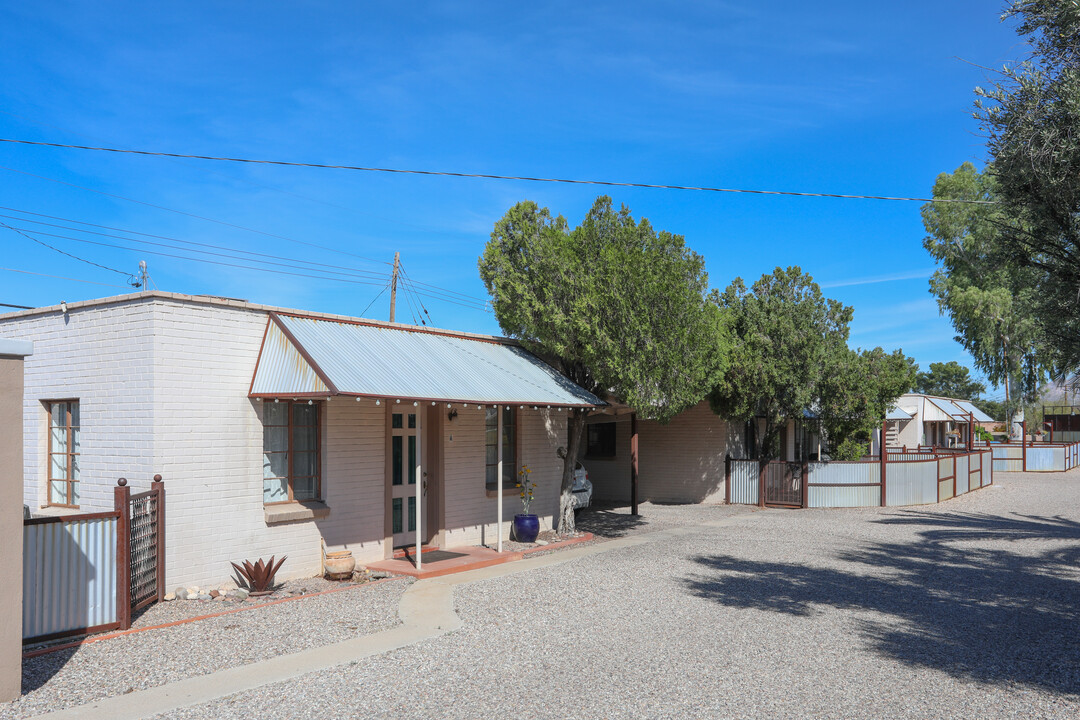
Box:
(25, 512, 756, 719)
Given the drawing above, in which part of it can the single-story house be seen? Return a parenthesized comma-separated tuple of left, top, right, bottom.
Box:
(889, 393, 993, 449)
(578, 404, 819, 505)
(0, 291, 602, 588)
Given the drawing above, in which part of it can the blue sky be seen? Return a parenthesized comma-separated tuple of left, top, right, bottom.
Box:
(0, 2, 1022, 396)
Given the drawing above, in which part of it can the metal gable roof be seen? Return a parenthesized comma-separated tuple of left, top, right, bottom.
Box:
(886, 406, 913, 420)
(953, 400, 994, 423)
(250, 313, 603, 406)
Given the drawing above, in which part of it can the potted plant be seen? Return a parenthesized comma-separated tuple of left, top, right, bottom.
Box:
(512, 464, 540, 543)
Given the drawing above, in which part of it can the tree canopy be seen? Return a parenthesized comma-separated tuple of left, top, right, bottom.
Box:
(922, 163, 1047, 416)
(914, 360, 988, 400)
(708, 266, 913, 461)
(479, 196, 725, 530)
(973, 0, 1080, 378)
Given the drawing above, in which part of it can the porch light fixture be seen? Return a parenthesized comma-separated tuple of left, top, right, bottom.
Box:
(274, 398, 280, 403)
(396, 399, 401, 404)
(413, 401, 418, 406)
(308, 400, 313, 405)
(431, 401, 436, 406)
(448, 408, 458, 422)
(375, 399, 381, 405)
(464, 403, 469, 408)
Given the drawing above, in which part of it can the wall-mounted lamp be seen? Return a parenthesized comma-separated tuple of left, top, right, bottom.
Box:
(447, 408, 459, 422)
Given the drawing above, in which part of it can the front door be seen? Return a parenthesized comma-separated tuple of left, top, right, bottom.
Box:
(390, 410, 421, 548)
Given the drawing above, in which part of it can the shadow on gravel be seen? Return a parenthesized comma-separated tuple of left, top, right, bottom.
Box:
(575, 504, 648, 538)
(683, 510, 1080, 695)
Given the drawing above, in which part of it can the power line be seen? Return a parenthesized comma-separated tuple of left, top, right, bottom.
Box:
(0, 164, 393, 266)
(0, 137, 998, 204)
(0, 265, 133, 289)
(0, 224, 388, 287)
(0, 212, 392, 283)
(0, 301, 33, 309)
(359, 282, 391, 318)
(0, 221, 137, 283)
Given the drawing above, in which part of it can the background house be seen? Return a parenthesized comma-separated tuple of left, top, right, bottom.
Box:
(0, 292, 600, 588)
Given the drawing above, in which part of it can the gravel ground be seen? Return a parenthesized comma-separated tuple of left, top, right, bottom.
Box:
(152, 472, 1080, 719)
(1, 576, 412, 720)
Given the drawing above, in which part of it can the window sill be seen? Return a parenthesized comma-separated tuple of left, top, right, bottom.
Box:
(264, 500, 330, 525)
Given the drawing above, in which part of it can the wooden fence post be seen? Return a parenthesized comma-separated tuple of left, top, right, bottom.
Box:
(880, 420, 888, 507)
(152, 474, 165, 602)
(630, 413, 639, 516)
(114, 478, 131, 631)
(1022, 420, 1027, 472)
(758, 461, 765, 508)
(724, 454, 731, 505)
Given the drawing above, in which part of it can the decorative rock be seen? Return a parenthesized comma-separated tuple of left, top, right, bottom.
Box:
(209, 590, 221, 598)
(175, 588, 190, 600)
(534, 539, 549, 546)
(369, 571, 392, 580)
(164, 592, 176, 601)
(189, 586, 200, 594)
(197, 593, 212, 601)
(228, 588, 250, 601)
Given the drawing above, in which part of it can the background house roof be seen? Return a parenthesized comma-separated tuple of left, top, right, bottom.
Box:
(250, 312, 603, 407)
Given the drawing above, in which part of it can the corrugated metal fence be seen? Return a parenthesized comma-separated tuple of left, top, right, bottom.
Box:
(728, 449, 993, 510)
(22, 476, 165, 643)
(989, 441, 1080, 472)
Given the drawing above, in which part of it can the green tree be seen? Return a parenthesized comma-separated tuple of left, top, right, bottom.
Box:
(974, 1, 1080, 377)
(479, 196, 725, 532)
(708, 267, 910, 462)
(819, 347, 919, 460)
(921, 163, 1046, 425)
(914, 360, 988, 399)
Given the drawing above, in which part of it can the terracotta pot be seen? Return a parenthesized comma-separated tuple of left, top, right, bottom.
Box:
(324, 549, 356, 579)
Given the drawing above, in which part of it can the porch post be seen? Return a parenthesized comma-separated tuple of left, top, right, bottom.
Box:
(630, 413, 639, 516)
(497, 406, 503, 553)
(415, 407, 423, 570)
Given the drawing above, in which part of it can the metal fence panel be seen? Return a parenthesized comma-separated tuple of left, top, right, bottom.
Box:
(992, 445, 1024, 472)
(955, 455, 970, 494)
(982, 451, 993, 486)
(807, 462, 876, 485)
(23, 516, 118, 640)
(808, 484, 880, 508)
(887, 453, 938, 461)
(729, 460, 759, 505)
(1025, 446, 1061, 472)
(886, 460, 938, 506)
(1055, 431, 1080, 443)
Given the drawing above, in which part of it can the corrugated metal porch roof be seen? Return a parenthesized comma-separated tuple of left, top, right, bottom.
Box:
(886, 406, 913, 420)
(249, 313, 603, 406)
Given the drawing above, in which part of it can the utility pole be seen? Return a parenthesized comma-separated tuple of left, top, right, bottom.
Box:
(389, 252, 400, 322)
(139, 260, 149, 290)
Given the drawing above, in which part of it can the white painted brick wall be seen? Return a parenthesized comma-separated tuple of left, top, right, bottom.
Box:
(441, 407, 565, 547)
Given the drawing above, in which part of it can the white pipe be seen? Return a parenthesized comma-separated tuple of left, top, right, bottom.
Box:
(497, 405, 503, 553)
(415, 408, 422, 571)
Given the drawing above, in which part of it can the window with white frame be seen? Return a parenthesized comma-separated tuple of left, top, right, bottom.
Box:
(262, 400, 320, 504)
(485, 406, 517, 488)
(47, 400, 80, 507)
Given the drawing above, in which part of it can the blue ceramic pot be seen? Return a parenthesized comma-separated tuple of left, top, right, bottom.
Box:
(513, 513, 540, 543)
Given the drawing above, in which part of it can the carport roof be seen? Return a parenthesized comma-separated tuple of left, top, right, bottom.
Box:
(249, 312, 604, 407)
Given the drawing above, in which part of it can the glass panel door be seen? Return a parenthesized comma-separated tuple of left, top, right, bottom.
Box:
(390, 412, 421, 547)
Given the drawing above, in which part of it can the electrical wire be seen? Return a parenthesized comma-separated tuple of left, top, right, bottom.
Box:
(359, 282, 391, 318)
(0, 301, 33, 309)
(0, 214, 392, 283)
(0, 137, 998, 205)
(0, 265, 133, 288)
(0, 164, 393, 265)
(0, 221, 137, 283)
(0, 207, 393, 280)
(0, 224, 388, 287)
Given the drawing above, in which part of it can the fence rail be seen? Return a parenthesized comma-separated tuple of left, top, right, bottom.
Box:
(727, 449, 993, 510)
(23, 476, 164, 643)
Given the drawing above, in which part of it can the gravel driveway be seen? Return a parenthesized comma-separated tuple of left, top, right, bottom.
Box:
(1, 577, 412, 720)
(148, 471, 1080, 720)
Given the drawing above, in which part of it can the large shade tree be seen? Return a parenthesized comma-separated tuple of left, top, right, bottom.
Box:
(709, 266, 913, 462)
(914, 360, 988, 400)
(479, 196, 725, 532)
(974, 1, 1080, 379)
(922, 163, 1046, 432)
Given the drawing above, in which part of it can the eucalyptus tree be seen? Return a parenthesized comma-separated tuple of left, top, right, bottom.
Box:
(479, 196, 725, 532)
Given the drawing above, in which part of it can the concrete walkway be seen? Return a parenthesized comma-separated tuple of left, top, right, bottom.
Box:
(26, 513, 757, 720)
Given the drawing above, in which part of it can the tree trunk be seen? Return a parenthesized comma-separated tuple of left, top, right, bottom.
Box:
(558, 408, 587, 534)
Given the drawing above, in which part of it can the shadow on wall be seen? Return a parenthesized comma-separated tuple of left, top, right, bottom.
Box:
(680, 510, 1080, 695)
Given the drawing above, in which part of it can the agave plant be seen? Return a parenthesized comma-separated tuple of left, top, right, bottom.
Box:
(231, 555, 287, 596)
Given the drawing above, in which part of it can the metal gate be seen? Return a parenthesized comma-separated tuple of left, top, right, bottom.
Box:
(127, 485, 163, 612)
(763, 461, 804, 507)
